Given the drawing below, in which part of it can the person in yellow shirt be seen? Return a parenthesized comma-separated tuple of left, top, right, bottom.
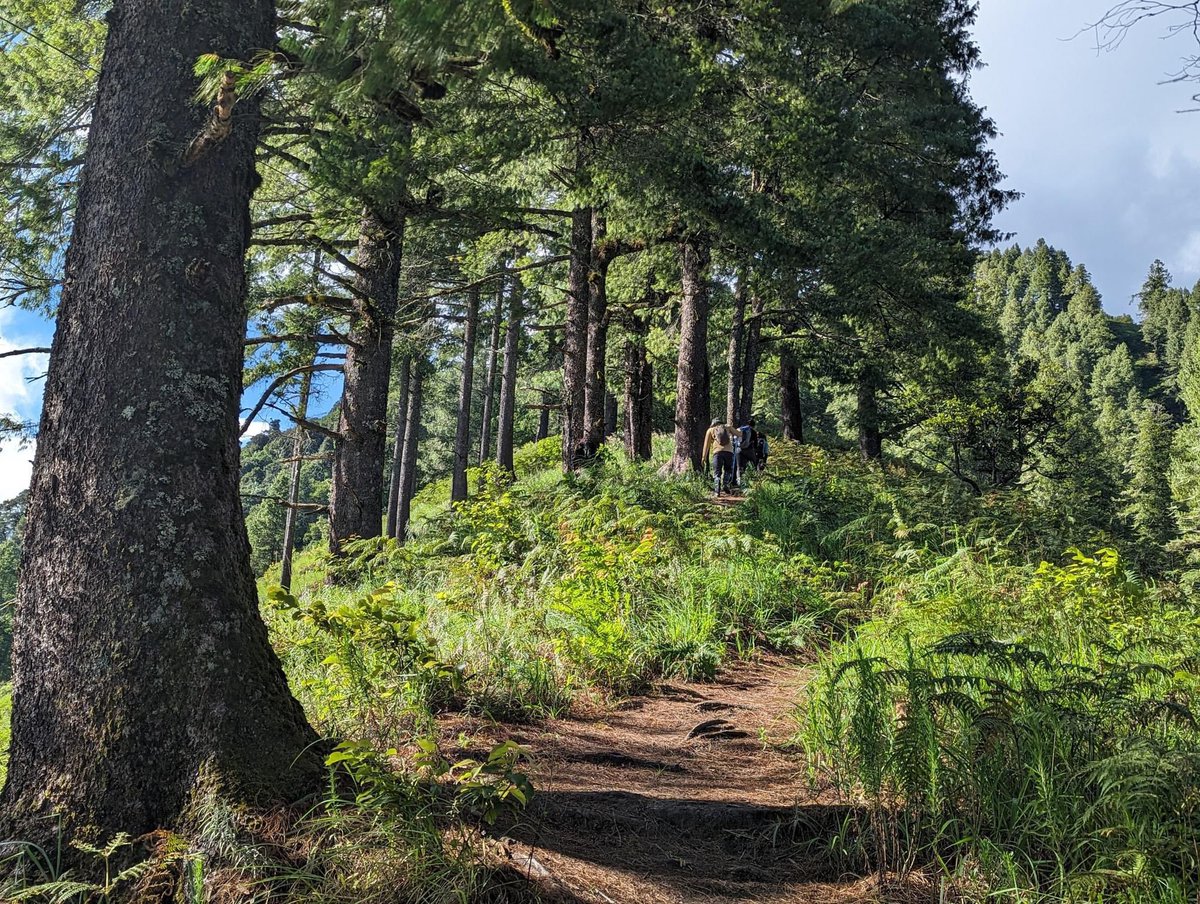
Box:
(701, 418, 736, 495)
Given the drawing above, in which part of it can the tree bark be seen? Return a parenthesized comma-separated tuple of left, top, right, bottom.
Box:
(478, 278, 505, 466)
(623, 312, 654, 461)
(385, 356, 412, 537)
(280, 365, 314, 591)
(780, 351, 804, 443)
(395, 361, 425, 541)
(583, 212, 610, 448)
(451, 286, 480, 502)
(726, 272, 748, 426)
(562, 205, 592, 469)
(3, 0, 319, 842)
(663, 240, 712, 474)
(604, 391, 618, 437)
(496, 281, 524, 472)
(857, 369, 882, 462)
(738, 288, 765, 426)
(328, 202, 405, 553)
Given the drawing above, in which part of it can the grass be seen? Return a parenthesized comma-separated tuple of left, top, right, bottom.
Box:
(264, 438, 840, 739)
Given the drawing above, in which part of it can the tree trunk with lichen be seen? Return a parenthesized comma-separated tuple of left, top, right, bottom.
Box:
(328, 202, 405, 554)
(1, 0, 320, 844)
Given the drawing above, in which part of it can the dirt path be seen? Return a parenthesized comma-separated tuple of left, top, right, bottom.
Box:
(446, 657, 877, 903)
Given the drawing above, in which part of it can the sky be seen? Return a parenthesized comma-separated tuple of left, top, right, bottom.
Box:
(2, 0, 1200, 498)
(971, 0, 1200, 312)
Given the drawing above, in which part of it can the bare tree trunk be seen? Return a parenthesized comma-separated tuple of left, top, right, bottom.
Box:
(385, 357, 412, 538)
(478, 278, 505, 466)
(583, 212, 610, 448)
(857, 369, 883, 462)
(395, 361, 426, 541)
(329, 202, 405, 553)
(604, 391, 618, 436)
(497, 281, 524, 472)
(623, 312, 654, 461)
(780, 351, 804, 443)
(280, 365, 314, 592)
(537, 395, 551, 441)
(563, 205, 592, 469)
(663, 240, 712, 474)
(451, 286, 481, 502)
(2, 0, 320, 843)
(726, 271, 748, 425)
(738, 289, 764, 426)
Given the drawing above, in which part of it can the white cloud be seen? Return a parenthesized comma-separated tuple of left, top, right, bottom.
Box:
(241, 421, 272, 441)
(0, 308, 50, 499)
(0, 440, 34, 500)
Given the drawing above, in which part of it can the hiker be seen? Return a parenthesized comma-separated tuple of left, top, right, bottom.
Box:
(738, 418, 762, 480)
(702, 418, 736, 495)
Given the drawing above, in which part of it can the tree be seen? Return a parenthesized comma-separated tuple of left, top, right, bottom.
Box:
(1125, 401, 1176, 561)
(663, 240, 712, 474)
(451, 285, 481, 501)
(3, 0, 320, 842)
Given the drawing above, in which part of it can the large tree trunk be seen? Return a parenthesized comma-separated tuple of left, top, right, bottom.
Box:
(562, 205, 592, 469)
(738, 288, 765, 426)
(451, 286, 480, 502)
(478, 278, 505, 466)
(857, 369, 883, 462)
(583, 212, 610, 448)
(623, 312, 654, 461)
(280, 365, 314, 591)
(2, 0, 319, 841)
(663, 240, 712, 475)
(780, 350, 804, 443)
(726, 271, 748, 425)
(394, 361, 426, 541)
(385, 357, 412, 537)
(496, 281, 524, 472)
(328, 203, 405, 553)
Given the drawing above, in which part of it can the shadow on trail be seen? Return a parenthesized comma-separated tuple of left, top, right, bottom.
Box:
(504, 790, 869, 889)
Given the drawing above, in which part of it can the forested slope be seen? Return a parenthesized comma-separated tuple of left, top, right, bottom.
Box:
(3, 0, 1200, 902)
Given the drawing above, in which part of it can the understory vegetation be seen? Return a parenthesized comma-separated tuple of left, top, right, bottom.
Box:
(242, 436, 1200, 901)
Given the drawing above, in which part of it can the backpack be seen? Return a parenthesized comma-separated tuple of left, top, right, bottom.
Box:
(715, 424, 730, 445)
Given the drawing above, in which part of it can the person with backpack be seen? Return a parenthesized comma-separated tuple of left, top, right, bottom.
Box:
(738, 418, 762, 480)
(701, 418, 736, 496)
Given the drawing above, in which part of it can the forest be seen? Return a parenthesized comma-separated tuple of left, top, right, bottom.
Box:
(2, 0, 1200, 902)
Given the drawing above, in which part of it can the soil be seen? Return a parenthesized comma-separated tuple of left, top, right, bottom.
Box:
(442, 657, 892, 904)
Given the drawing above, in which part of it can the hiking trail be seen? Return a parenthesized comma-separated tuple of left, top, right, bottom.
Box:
(440, 656, 879, 904)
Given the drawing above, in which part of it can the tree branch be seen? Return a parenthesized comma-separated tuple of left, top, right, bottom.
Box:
(241, 364, 343, 436)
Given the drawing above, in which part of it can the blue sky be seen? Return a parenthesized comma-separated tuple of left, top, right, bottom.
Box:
(2, 1, 1200, 497)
